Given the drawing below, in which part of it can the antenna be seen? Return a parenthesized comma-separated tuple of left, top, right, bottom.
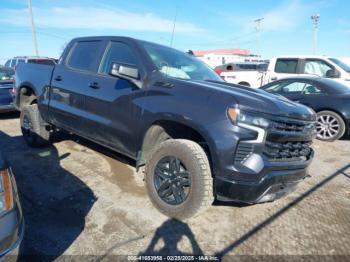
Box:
(170, 7, 178, 47)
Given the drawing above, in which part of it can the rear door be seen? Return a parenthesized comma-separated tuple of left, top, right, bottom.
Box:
(270, 58, 301, 82)
(49, 40, 107, 134)
(82, 41, 146, 157)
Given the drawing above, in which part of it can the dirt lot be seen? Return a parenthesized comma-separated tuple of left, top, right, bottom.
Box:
(0, 112, 349, 261)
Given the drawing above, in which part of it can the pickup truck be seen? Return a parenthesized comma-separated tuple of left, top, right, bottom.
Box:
(221, 55, 350, 88)
(14, 36, 316, 219)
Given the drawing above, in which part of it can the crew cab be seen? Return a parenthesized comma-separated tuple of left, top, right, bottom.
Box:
(221, 55, 350, 88)
(14, 36, 316, 219)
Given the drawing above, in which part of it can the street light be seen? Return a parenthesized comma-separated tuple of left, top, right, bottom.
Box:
(311, 14, 320, 55)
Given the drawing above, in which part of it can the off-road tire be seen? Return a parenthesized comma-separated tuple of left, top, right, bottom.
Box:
(20, 104, 50, 147)
(145, 139, 214, 220)
(316, 110, 346, 142)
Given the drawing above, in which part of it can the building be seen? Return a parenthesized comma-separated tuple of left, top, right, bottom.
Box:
(193, 48, 263, 68)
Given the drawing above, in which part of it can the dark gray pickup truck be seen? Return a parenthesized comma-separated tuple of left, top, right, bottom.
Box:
(14, 36, 316, 219)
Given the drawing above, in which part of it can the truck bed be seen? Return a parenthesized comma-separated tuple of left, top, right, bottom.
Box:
(15, 62, 55, 98)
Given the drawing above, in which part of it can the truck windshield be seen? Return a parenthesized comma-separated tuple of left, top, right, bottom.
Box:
(329, 58, 350, 73)
(142, 42, 222, 81)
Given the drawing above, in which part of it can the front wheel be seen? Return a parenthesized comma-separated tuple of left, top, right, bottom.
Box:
(145, 139, 214, 219)
(316, 110, 346, 142)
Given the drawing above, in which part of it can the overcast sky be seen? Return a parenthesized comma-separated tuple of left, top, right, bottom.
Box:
(0, 0, 349, 63)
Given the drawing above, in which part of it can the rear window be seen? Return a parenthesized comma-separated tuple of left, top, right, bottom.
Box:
(67, 41, 104, 72)
(275, 59, 298, 74)
(27, 59, 55, 65)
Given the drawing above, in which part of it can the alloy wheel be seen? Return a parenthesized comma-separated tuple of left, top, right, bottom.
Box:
(316, 114, 340, 140)
(153, 156, 191, 205)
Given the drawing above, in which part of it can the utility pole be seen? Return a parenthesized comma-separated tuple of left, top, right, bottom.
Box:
(311, 14, 320, 55)
(254, 18, 264, 56)
(28, 0, 39, 56)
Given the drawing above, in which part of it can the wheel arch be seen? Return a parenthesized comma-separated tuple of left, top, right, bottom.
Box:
(17, 84, 38, 110)
(138, 120, 214, 172)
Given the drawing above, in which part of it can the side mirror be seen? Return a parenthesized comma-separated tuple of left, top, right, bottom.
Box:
(325, 69, 340, 78)
(110, 63, 142, 88)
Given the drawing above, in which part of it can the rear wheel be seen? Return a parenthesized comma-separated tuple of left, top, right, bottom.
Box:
(316, 110, 345, 141)
(145, 139, 214, 219)
(20, 104, 50, 147)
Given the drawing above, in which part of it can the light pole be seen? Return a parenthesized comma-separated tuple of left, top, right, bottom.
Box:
(311, 14, 320, 55)
(254, 18, 264, 56)
(28, 0, 39, 56)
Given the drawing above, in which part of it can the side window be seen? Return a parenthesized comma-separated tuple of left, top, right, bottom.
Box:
(264, 83, 284, 93)
(281, 82, 306, 93)
(99, 42, 138, 74)
(10, 59, 17, 68)
(4, 60, 10, 67)
(304, 59, 333, 77)
(17, 59, 25, 64)
(68, 41, 104, 72)
(275, 59, 298, 74)
(304, 83, 324, 94)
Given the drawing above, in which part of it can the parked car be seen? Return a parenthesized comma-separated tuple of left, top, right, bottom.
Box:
(14, 36, 316, 219)
(221, 55, 350, 88)
(260, 76, 350, 141)
(0, 67, 16, 113)
(4, 56, 56, 69)
(0, 152, 24, 258)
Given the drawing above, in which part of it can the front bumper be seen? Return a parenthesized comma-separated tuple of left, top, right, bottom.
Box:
(0, 167, 24, 259)
(210, 115, 315, 203)
(0, 218, 24, 258)
(215, 158, 312, 203)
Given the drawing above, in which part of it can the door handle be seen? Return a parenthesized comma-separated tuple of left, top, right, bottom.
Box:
(54, 75, 62, 81)
(270, 77, 278, 81)
(89, 82, 100, 89)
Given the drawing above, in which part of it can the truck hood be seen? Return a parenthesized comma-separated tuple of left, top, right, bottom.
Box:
(189, 80, 316, 121)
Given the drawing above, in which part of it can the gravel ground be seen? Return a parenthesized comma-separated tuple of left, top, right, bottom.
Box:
(0, 112, 349, 261)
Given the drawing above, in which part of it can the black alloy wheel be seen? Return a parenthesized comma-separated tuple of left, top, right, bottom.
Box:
(153, 156, 191, 205)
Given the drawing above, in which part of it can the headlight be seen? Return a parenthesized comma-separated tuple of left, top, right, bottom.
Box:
(0, 169, 14, 213)
(227, 108, 270, 128)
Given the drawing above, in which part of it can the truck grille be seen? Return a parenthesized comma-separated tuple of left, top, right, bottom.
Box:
(270, 119, 316, 135)
(263, 141, 312, 162)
